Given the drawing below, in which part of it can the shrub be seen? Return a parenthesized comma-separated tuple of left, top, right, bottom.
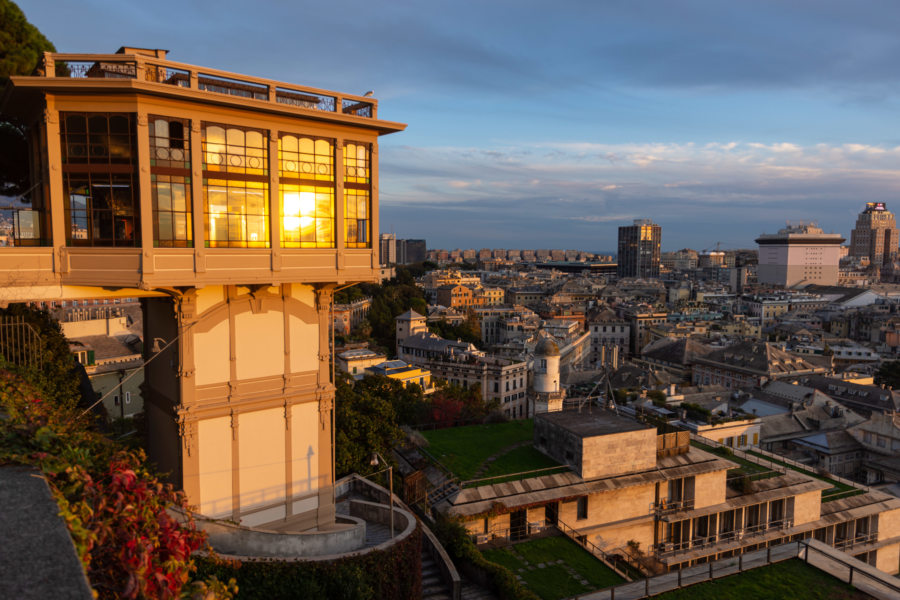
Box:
(0, 368, 227, 599)
(431, 515, 540, 600)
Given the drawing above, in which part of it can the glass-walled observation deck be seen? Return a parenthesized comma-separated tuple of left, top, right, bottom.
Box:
(0, 50, 406, 290)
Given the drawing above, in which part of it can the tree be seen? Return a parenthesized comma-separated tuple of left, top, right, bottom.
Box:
(333, 375, 404, 477)
(875, 360, 900, 389)
(1, 1, 56, 196)
(0, 1, 55, 82)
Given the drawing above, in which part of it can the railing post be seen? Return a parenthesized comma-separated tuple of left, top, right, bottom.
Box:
(709, 561, 713, 579)
(43, 51, 55, 77)
(739, 553, 743, 571)
(766, 546, 771, 564)
(645, 577, 649, 596)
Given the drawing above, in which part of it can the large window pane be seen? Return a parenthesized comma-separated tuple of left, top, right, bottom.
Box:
(60, 112, 139, 247)
(278, 133, 335, 248)
(343, 141, 371, 248)
(150, 116, 192, 247)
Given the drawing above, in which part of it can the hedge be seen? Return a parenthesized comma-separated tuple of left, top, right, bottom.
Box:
(194, 523, 422, 600)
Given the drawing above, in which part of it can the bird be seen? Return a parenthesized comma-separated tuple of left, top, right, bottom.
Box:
(363, 90, 374, 97)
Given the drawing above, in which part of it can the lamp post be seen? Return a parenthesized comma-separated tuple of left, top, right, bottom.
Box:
(370, 452, 394, 539)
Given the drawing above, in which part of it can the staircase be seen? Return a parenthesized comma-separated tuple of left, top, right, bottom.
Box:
(427, 476, 460, 507)
(421, 552, 452, 600)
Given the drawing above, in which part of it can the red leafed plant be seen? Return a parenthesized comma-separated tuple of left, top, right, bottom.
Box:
(55, 452, 207, 599)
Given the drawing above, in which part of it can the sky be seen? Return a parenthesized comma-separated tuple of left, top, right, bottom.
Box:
(17, 0, 900, 251)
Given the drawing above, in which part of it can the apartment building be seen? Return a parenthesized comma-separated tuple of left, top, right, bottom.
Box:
(439, 410, 900, 574)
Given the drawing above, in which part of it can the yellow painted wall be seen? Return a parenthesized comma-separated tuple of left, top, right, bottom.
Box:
(693, 471, 727, 508)
(792, 490, 821, 526)
(238, 408, 286, 511)
(878, 507, 900, 543)
(291, 402, 320, 499)
(875, 542, 900, 575)
(196, 286, 224, 316)
(194, 320, 230, 385)
(590, 521, 654, 554)
(198, 416, 233, 517)
(235, 309, 285, 380)
(289, 284, 318, 373)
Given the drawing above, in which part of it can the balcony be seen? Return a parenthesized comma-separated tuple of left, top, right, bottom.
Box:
(39, 52, 377, 120)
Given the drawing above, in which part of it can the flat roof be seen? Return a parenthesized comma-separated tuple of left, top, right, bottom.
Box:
(536, 410, 651, 437)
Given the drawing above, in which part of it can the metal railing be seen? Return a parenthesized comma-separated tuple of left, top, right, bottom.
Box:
(556, 518, 633, 582)
(0, 316, 43, 370)
(571, 538, 900, 600)
(657, 518, 793, 558)
(42, 53, 376, 119)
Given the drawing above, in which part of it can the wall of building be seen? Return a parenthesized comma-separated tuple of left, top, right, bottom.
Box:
(581, 429, 656, 479)
(147, 283, 333, 530)
(692, 471, 727, 509)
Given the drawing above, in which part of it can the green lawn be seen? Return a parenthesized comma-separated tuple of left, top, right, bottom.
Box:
(472, 445, 563, 484)
(652, 558, 871, 599)
(481, 536, 625, 600)
(745, 450, 866, 502)
(422, 420, 556, 481)
(692, 441, 777, 479)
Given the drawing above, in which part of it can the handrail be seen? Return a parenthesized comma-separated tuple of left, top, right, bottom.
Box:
(38, 52, 378, 119)
(555, 518, 633, 582)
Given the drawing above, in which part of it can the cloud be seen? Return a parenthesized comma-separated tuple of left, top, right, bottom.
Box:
(379, 140, 900, 248)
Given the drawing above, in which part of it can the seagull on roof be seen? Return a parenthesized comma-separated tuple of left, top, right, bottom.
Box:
(363, 90, 374, 97)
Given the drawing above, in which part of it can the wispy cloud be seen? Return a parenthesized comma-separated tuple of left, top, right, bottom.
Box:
(380, 140, 900, 249)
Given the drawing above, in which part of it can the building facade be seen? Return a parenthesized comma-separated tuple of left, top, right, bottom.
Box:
(756, 223, 845, 287)
(441, 410, 900, 575)
(617, 219, 662, 279)
(1, 48, 405, 531)
(850, 203, 899, 268)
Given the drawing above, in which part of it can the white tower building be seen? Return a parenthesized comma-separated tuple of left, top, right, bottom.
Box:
(531, 334, 565, 414)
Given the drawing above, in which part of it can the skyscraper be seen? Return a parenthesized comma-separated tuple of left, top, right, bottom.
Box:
(617, 219, 661, 279)
(850, 202, 899, 267)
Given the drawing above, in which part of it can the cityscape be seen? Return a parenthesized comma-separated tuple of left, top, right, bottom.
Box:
(3, 2, 900, 600)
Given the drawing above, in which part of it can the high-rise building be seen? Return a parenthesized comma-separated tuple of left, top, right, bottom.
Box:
(850, 202, 899, 267)
(397, 238, 426, 264)
(755, 223, 844, 287)
(617, 219, 661, 279)
(379, 233, 396, 265)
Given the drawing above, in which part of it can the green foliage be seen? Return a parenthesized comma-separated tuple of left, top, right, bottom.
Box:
(428, 380, 495, 428)
(194, 524, 422, 600)
(651, 558, 869, 600)
(431, 515, 540, 600)
(0, 369, 224, 599)
(681, 402, 712, 422)
(0, 304, 83, 409)
(422, 420, 542, 480)
(875, 359, 900, 389)
(646, 390, 666, 403)
(334, 374, 405, 478)
(482, 536, 624, 599)
(0, 1, 56, 196)
(0, 0, 55, 81)
(352, 267, 427, 354)
(428, 312, 483, 349)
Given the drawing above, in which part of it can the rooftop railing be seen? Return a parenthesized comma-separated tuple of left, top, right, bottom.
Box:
(39, 53, 376, 119)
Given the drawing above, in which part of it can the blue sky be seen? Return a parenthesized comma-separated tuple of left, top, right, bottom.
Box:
(19, 0, 900, 251)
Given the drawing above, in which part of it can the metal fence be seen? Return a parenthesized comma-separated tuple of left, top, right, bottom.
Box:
(0, 316, 43, 370)
(571, 538, 900, 600)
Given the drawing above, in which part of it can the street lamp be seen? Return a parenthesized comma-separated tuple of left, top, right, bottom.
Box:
(370, 452, 394, 539)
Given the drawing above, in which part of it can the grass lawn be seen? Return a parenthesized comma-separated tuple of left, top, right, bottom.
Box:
(472, 445, 562, 484)
(652, 558, 871, 599)
(745, 450, 866, 502)
(481, 536, 625, 600)
(692, 441, 776, 478)
(422, 420, 545, 480)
